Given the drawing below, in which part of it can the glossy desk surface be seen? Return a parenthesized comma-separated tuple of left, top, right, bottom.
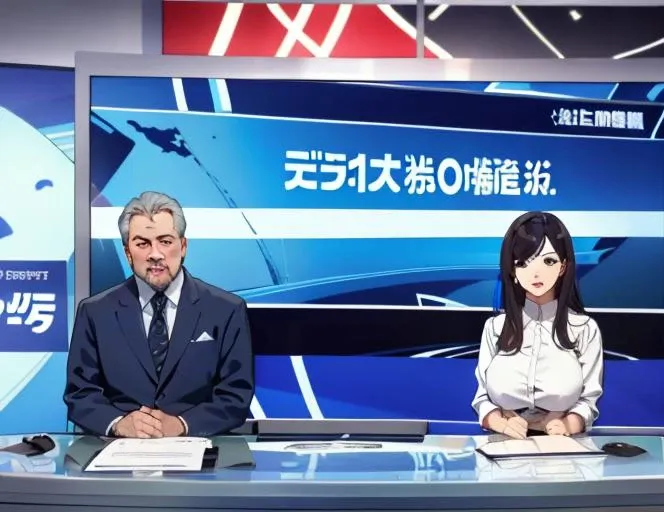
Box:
(1, 432, 664, 511)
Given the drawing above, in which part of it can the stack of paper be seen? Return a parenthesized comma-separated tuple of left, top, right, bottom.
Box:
(85, 437, 211, 472)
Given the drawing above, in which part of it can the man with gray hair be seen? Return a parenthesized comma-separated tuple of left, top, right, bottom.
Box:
(64, 191, 254, 437)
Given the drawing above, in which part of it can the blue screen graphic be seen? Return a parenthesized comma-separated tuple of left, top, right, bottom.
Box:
(88, 76, 664, 429)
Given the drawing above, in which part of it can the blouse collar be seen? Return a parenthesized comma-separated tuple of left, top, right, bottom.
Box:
(523, 297, 557, 323)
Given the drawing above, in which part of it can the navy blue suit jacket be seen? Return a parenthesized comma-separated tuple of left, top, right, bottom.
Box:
(64, 269, 254, 436)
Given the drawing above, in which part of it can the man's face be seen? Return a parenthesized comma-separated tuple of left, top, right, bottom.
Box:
(124, 211, 187, 291)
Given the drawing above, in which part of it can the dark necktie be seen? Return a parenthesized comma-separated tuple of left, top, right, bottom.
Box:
(148, 292, 169, 375)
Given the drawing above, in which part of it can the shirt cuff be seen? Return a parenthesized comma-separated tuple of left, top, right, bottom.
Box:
(567, 403, 594, 431)
(477, 401, 501, 430)
(178, 415, 189, 435)
(106, 416, 123, 436)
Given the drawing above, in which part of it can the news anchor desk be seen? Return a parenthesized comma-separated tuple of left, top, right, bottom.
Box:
(2, 420, 664, 512)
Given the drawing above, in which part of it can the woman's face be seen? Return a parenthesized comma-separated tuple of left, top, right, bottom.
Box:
(514, 237, 566, 300)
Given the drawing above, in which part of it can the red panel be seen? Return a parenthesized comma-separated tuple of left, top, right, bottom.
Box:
(163, 1, 227, 55)
(162, 1, 418, 58)
(300, 5, 344, 48)
(288, 41, 315, 58)
(224, 4, 288, 57)
(329, 6, 416, 57)
(280, 4, 305, 18)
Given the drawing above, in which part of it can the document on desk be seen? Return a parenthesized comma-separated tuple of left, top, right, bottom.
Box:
(84, 437, 211, 472)
(477, 435, 605, 460)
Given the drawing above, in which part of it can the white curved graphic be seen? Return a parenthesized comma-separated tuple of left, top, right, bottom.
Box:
(416, 293, 468, 308)
(412, 343, 638, 361)
(604, 350, 638, 361)
(290, 355, 324, 419)
(0, 108, 74, 261)
(443, 348, 479, 358)
(411, 344, 474, 358)
(613, 36, 664, 59)
(484, 82, 577, 99)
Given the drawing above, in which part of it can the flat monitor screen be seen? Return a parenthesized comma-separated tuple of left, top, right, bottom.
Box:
(0, 63, 75, 434)
(81, 62, 664, 427)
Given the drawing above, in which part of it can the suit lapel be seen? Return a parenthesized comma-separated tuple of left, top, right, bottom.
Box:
(116, 278, 158, 383)
(158, 271, 202, 387)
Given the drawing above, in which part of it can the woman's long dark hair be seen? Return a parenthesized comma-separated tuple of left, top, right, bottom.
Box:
(497, 211, 585, 353)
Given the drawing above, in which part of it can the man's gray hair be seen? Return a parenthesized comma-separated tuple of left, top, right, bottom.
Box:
(118, 191, 186, 245)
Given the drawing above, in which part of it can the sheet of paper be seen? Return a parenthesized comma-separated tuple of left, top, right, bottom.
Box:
(481, 439, 537, 457)
(85, 437, 211, 472)
(479, 435, 603, 458)
(248, 440, 451, 454)
(531, 435, 596, 453)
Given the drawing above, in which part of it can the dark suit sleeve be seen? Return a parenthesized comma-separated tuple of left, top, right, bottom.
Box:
(63, 301, 126, 435)
(179, 300, 254, 436)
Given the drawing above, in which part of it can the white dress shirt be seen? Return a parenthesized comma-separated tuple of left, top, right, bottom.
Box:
(135, 268, 184, 339)
(107, 271, 189, 435)
(472, 299, 604, 431)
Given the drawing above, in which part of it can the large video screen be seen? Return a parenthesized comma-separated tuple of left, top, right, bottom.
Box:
(89, 78, 664, 310)
(0, 64, 74, 434)
(87, 75, 664, 427)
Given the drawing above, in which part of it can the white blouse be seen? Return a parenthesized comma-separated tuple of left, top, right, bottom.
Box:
(472, 299, 604, 430)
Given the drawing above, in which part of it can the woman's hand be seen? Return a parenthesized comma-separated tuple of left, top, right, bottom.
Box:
(544, 417, 569, 436)
(485, 409, 528, 439)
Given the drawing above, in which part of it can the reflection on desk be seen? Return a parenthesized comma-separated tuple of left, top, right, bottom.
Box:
(0, 435, 62, 474)
(0, 433, 658, 483)
(0, 432, 663, 511)
(473, 435, 662, 482)
(248, 438, 475, 481)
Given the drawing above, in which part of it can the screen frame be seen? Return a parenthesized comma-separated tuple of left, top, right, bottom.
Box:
(74, 51, 664, 311)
